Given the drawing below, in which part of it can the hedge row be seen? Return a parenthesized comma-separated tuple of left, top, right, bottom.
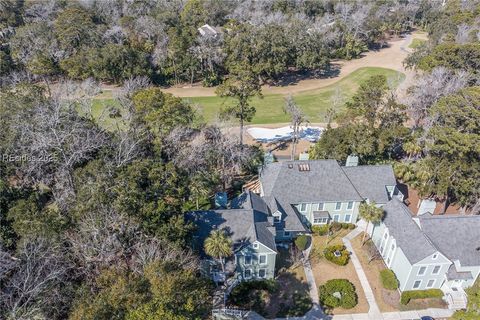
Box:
(311, 222, 355, 235)
(380, 269, 399, 290)
(400, 289, 444, 305)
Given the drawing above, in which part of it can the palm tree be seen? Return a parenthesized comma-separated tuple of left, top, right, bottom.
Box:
(204, 230, 233, 273)
(190, 174, 210, 210)
(359, 201, 384, 245)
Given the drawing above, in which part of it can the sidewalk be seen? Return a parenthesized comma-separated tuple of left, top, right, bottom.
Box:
(342, 228, 382, 319)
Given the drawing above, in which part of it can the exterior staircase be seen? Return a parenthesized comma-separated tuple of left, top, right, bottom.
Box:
(445, 288, 468, 310)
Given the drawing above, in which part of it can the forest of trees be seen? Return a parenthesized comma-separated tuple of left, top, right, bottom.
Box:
(0, 0, 479, 319)
(310, 0, 480, 215)
(1, 0, 425, 85)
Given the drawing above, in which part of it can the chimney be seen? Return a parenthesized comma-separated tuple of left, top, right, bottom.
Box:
(267, 216, 275, 226)
(345, 155, 359, 167)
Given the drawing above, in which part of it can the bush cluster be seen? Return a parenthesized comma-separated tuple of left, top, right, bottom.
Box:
(311, 224, 329, 235)
(380, 269, 399, 290)
(400, 289, 444, 305)
(330, 222, 356, 232)
(295, 235, 309, 251)
(319, 279, 358, 309)
(311, 222, 355, 235)
(324, 245, 350, 266)
(230, 279, 278, 308)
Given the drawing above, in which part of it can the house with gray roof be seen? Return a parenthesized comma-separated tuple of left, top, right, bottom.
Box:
(259, 160, 398, 241)
(371, 198, 480, 309)
(188, 191, 277, 282)
(189, 159, 399, 283)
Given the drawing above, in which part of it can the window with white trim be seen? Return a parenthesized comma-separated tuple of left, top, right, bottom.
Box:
(273, 215, 280, 223)
(413, 280, 421, 289)
(244, 269, 252, 278)
(314, 217, 328, 224)
(432, 253, 438, 259)
(432, 265, 440, 275)
(319, 203, 324, 210)
(258, 268, 266, 278)
(244, 255, 252, 265)
(427, 279, 435, 288)
(300, 203, 307, 212)
(418, 266, 427, 276)
(284, 231, 290, 237)
(333, 215, 340, 222)
(347, 201, 354, 210)
(345, 214, 351, 222)
(259, 254, 267, 265)
(253, 243, 259, 249)
(335, 202, 342, 210)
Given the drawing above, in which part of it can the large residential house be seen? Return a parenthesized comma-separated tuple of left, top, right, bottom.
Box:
(189, 159, 398, 282)
(371, 198, 480, 309)
(188, 191, 277, 282)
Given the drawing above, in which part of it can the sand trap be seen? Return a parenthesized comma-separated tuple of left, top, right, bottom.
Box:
(247, 126, 324, 143)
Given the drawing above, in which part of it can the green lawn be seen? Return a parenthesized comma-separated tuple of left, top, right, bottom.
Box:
(92, 67, 405, 126)
(409, 38, 426, 49)
(185, 67, 404, 124)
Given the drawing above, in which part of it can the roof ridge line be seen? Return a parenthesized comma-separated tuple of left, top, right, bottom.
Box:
(340, 165, 364, 201)
(402, 201, 439, 253)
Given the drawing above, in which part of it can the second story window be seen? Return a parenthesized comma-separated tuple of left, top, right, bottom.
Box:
(335, 202, 342, 210)
(418, 266, 426, 276)
(347, 201, 354, 210)
(245, 255, 252, 265)
(300, 203, 307, 212)
(259, 254, 267, 265)
(432, 265, 440, 275)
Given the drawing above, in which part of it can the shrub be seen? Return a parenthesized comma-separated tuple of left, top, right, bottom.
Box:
(330, 221, 343, 232)
(324, 245, 350, 266)
(400, 289, 444, 305)
(295, 235, 309, 251)
(230, 279, 278, 308)
(319, 279, 358, 309)
(380, 269, 399, 290)
(312, 224, 329, 236)
(342, 223, 356, 230)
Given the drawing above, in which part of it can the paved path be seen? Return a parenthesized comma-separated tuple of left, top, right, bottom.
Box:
(343, 228, 382, 319)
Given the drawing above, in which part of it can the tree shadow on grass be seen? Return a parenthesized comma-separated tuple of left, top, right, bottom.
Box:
(267, 65, 341, 88)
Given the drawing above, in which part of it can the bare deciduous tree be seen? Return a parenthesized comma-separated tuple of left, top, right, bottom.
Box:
(404, 67, 470, 127)
(284, 95, 308, 160)
(0, 239, 71, 320)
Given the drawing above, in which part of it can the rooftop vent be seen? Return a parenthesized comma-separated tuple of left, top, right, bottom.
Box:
(288, 164, 294, 169)
(298, 163, 310, 172)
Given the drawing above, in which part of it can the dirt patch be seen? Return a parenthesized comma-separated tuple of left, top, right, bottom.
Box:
(310, 230, 369, 315)
(351, 232, 401, 312)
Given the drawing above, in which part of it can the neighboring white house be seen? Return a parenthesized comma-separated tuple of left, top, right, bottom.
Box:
(371, 198, 480, 309)
(198, 24, 221, 38)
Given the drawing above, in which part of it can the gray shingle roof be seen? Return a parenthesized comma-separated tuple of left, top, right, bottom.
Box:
(447, 264, 473, 280)
(342, 165, 396, 204)
(260, 160, 363, 203)
(188, 191, 277, 253)
(313, 211, 330, 219)
(382, 199, 437, 264)
(260, 160, 364, 231)
(419, 214, 480, 267)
